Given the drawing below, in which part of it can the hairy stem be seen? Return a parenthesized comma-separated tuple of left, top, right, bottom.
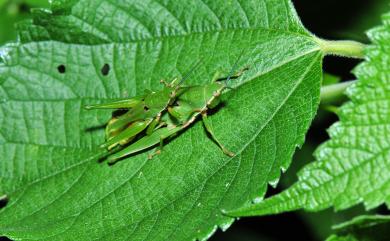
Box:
(321, 80, 356, 103)
(317, 39, 366, 59)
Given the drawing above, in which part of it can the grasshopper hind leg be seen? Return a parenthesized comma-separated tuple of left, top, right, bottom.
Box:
(201, 112, 234, 157)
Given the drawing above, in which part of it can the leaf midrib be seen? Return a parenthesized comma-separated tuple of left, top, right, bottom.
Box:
(21, 22, 314, 46)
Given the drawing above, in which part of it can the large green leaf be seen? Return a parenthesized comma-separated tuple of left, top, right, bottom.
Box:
(0, 0, 323, 240)
(227, 12, 390, 218)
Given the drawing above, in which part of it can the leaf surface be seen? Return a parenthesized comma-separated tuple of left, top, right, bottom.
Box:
(0, 0, 322, 240)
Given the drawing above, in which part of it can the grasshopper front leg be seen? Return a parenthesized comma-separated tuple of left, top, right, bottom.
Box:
(147, 137, 164, 160)
(146, 114, 162, 135)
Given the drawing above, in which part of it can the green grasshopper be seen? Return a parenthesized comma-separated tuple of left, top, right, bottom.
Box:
(86, 59, 245, 164)
(85, 78, 182, 150)
(85, 61, 204, 150)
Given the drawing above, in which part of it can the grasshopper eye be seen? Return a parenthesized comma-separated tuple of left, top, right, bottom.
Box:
(144, 106, 150, 111)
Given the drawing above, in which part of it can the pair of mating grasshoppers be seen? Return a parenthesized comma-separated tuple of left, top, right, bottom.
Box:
(86, 60, 246, 164)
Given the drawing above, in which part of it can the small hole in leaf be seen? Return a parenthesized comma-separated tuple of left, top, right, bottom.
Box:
(57, 65, 66, 74)
(101, 63, 110, 76)
(144, 106, 150, 111)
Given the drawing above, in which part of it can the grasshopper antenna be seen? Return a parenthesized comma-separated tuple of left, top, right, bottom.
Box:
(225, 51, 245, 89)
(177, 59, 203, 86)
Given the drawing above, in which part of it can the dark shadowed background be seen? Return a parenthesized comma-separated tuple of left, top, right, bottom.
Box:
(0, 0, 388, 240)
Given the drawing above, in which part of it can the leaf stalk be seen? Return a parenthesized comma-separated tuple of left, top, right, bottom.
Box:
(317, 39, 366, 59)
(320, 80, 356, 103)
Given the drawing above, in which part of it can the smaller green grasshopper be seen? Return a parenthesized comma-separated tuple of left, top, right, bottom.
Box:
(85, 77, 182, 151)
(86, 58, 245, 164)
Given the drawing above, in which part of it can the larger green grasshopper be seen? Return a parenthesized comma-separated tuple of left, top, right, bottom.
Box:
(86, 61, 244, 164)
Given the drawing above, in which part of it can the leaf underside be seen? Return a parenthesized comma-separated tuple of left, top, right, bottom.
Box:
(326, 215, 390, 241)
(228, 12, 390, 218)
(0, 0, 322, 240)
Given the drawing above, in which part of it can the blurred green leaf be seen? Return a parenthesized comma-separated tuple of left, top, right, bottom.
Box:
(0, 0, 7, 8)
(0, 0, 49, 45)
(327, 215, 390, 241)
(323, 73, 341, 86)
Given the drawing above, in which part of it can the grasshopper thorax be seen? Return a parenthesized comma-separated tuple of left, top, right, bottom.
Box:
(143, 86, 176, 116)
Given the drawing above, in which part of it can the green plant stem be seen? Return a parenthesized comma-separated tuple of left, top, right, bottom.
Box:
(321, 80, 356, 103)
(317, 39, 366, 59)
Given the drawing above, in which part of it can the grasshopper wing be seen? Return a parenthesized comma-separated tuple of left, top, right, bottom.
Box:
(105, 103, 148, 137)
(102, 119, 154, 150)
